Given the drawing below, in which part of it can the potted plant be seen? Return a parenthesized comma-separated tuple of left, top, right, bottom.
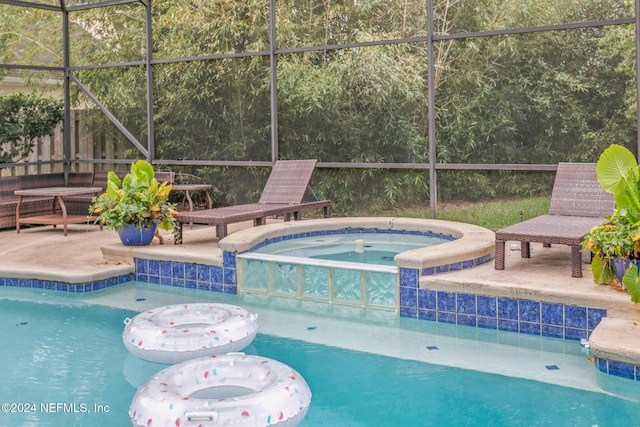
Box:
(583, 144, 640, 302)
(89, 160, 177, 246)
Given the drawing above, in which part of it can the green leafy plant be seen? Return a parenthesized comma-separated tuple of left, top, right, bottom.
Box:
(0, 94, 64, 163)
(89, 160, 177, 232)
(583, 144, 640, 301)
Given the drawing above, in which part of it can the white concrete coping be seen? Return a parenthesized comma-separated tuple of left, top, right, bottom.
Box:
(589, 317, 640, 365)
(220, 217, 495, 271)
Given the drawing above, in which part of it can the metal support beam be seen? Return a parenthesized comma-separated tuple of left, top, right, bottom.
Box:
(426, 0, 437, 219)
(62, 6, 71, 181)
(144, 0, 154, 163)
(269, 0, 278, 163)
(69, 74, 149, 158)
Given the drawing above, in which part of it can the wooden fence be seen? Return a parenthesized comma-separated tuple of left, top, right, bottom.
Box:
(0, 110, 127, 176)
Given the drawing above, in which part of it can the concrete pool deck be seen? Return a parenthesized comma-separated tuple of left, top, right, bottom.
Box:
(1, 218, 639, 368)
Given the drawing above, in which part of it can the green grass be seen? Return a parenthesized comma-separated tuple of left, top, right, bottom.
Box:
(396, 197, 551, 230)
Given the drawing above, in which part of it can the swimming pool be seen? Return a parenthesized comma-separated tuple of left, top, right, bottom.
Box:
(1, 283, 638, 426)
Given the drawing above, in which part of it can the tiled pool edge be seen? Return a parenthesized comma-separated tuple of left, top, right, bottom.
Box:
(0, 274, 135, 292)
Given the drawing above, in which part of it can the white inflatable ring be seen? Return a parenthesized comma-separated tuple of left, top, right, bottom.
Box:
(123, 303, 258, 364)
(129, 353, 312, 427)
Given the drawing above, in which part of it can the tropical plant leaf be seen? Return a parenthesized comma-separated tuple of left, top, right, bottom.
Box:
(590, 252, 616, 285)
(595, 144, 640, 221)
(596, 144, 637, 193)
(622, 263, 640, 303)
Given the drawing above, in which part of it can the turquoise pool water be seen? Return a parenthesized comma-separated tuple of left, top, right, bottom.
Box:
(1, 291, 639, 426)
(250, 232, 447, 266)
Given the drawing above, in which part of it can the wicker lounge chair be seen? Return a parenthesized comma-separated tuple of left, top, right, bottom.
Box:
(174, 159, 332, 242)
(494, 162, 614, 278)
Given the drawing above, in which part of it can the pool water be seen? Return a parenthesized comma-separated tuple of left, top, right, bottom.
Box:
(309, 249, 397, 266)
(251, 232, 447, 266)
(2, 293, 640, 426)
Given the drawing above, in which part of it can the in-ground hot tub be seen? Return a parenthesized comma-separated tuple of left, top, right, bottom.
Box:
(220, 217, 495, 311)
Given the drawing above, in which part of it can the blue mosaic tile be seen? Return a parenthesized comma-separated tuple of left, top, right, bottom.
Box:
(565, 305, 587, 329)
(211, 282, 225, 293)
(437, 311, 456, 324)
(223, 268, 236, 285)
(398, 268, 419, 288)
(31, 280, 44, 289)
(587, 308, 607, 331)
(185, 280, 197, 290)
(160, 261, 172, 277)
(542, 325, 564, 339)
(435, 264, 450, 274)
(457, 294, 477, 315)
(171, 262, 184, 279)
(418, 309, 436, 321)
(399, 287, 418, 309)
(148, 260, 160, 276)
(185, 264, 197, 281)
(197, 282, 210, 291)
(462, 260, 474, 269)
(197, 265, 211, 282)
(564, 327, 587, 341)
(477, 316, 497, 330)
(541, 303, 563, 326)
(224, 284, 238, 294)
(448, 262, 462, 272)
(519, 322, 541, 336)
(477, 296, 497, 317)
(160, 276, 172, 286)
(457, 314, 477, 327)
(608, 361, 636, 380)
(421, 267, 435, 275)
(137, 274, 149, 283)
(211, 267, 224, 285)
(222, 251, 236, 268)
(6, 278, 18, 287)
(70, 284, 85, 293)
(417, 289, 437, 310)
(136, 259, 148, 274)
(498, 298, 519, 320)
(596, 357, 608, 373)
(92, 281, 106, 291)
(172, 278, 186, 288)
(498, 319, 519, 332)
(519, 300, 541, 323)
(437, 291, 456, 312)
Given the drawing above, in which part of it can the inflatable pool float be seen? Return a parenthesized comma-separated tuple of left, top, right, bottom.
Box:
(123, 303, 258, 364)
(129, 353, 312, 427)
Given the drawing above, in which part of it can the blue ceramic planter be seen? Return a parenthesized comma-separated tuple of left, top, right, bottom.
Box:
(612, 258, 639, 284)
(117, 223, 157, 246)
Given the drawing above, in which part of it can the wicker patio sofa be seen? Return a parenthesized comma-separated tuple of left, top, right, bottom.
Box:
(174, 159, 332, 243)
(0, 171, 104, 229)
(494, 162, 615, 278)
